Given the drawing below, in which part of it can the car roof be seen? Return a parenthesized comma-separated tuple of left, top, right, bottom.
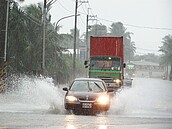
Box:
(74, 77, 104, 82)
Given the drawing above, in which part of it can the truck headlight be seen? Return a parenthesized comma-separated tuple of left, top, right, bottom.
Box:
(66, 96, 77, 102)
(114, 79, 121, 84)
(97, 95, 109, 105)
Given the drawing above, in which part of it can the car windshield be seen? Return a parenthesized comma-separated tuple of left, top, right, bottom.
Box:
(70, 80, 105, 92)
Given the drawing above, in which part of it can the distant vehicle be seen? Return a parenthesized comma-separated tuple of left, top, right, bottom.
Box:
(123, 77, 133, 86)
(84, 36, 125, 91)
(162, 75, 167, 80)
(62, 78, 113, 115)
(125, 63, 136, 78)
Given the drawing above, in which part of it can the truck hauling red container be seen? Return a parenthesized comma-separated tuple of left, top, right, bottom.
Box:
(85, 36, 125, 90)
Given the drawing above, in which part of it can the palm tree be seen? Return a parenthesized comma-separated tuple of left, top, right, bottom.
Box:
(8, 2, 29, 72)
(159, 34, 172, 80)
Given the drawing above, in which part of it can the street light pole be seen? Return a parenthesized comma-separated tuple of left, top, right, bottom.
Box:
(55, 14, 80, 30)
(73, 0, 78, 79)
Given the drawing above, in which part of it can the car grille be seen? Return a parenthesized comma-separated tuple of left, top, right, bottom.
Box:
(78, 96, 96, 101)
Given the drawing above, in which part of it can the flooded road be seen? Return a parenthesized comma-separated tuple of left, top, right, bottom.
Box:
(0, 76, 172, 129)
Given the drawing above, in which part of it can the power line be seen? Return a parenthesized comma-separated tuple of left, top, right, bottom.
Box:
(87, 2, 94, 16)
(85, 2, 172, 31)
(57, 0, 73, 13)
(124, 24, 172, 31)
(81, 3, 87, 14)
(97, 17, 172, 31)
(78, 14, 85, 27)
(56, 0, 172, 32)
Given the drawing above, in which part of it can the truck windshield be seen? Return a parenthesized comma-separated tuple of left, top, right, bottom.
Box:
(90, 57, 121, 71)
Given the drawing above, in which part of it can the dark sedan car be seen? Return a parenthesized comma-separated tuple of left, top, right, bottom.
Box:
(63, 78, 113, 115)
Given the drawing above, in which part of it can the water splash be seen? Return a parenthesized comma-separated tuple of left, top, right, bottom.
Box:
(110, 78, 172, 118)
(0, 75, 65, 114)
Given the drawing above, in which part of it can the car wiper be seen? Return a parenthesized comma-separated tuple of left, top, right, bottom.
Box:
(94, 82, 103, 91)
(101, 64, 105, 70)
(87, 85, 93, 91)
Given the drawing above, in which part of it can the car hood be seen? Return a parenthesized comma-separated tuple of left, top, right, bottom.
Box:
(67, 91, 107, 97)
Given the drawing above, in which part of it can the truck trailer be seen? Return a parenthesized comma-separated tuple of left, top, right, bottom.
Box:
(85, 36, 125, 90)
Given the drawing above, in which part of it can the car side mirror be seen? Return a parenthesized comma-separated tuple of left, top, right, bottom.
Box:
(63, 87, 68, 91)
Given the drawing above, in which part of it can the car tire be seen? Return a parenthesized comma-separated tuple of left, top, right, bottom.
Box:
(65, 109, 72, 114)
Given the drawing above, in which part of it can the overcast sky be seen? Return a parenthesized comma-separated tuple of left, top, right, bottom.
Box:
(19, 0, 172, 55)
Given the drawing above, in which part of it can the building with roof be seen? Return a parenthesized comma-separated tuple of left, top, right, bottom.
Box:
(125, 60, 165, 78)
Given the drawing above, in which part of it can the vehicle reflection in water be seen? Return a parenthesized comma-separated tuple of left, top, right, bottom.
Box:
(97, 125, 108, 129)
(65, 115, 109, 129)
(66, 124, 75, 129)
(66, 124, 108, 129)
(65, 115, 76, 129)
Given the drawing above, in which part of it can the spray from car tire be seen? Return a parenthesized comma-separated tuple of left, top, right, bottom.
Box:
(109, 78, 172, 118)
(0, 74, 65, 114)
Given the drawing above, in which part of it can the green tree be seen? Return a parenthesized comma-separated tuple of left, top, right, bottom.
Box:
(159, 34, 172, 80)
(109, 22, 136, 62)
(11, 2, 86, 82)
(70, 28, 80, 49)
(133, 53, 160, 63)
(89, 24, 107, 36)
(8, 3, 42, 73)
(109, 22, 126, 37)
(8, 2, 27, 72)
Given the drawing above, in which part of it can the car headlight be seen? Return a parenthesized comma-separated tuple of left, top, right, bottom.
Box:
(66, 96, 77, 102)
(97, 95, 109, 105)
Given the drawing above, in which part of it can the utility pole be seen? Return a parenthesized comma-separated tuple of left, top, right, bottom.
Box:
(73, 0, 88, 79)
(85, 14, 97, 60)
(85, 13, 97, 77)
(4, 0, 10, 62)
(85, 9, 89, 61)
(42, 0, 57, 76)
(42, 0, 46, 76)
(0, 0, 10, 93)
(73, 0, 78, 79)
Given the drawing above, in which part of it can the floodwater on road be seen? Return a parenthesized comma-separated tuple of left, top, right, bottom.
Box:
(0, 76, 172, 129)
